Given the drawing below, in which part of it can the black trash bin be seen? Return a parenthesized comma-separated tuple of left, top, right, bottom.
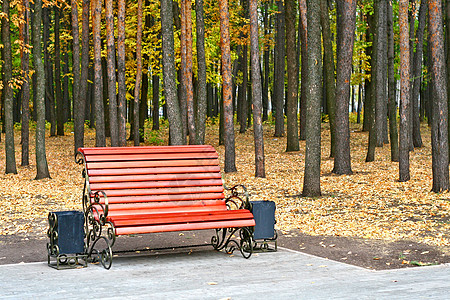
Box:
(251, 201, 277, 251)
(47, 211, 87, 269)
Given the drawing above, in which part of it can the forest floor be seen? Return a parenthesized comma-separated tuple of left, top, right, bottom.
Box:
(0, 119, 449, 270)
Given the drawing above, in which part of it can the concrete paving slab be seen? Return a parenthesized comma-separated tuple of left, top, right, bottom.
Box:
(0, 248, 448, 299)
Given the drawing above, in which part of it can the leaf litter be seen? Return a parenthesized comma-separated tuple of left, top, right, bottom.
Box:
(0, 122, 449, 253)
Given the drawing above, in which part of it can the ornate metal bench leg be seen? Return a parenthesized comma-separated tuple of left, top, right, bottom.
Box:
(211, 227, 254, 259)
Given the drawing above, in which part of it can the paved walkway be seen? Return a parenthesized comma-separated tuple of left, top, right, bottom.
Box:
(0, 247, 448, 299)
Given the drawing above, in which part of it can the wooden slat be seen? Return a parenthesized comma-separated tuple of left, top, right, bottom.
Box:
(79, 145, 215, 155)
(97, 193, 225, 204)
(112, 210, 254, 227)
(84, 152, 218, 162)
(90, 186, 225, 197)
(89, 179, 223, 191)
(107, 200, 226, 211)
(103, 204, 227, 217)
(87, 166, 221, 177)
(115, 219, 256, 235)
(86, 159, 220, 169)
(88, 173, 222, 183)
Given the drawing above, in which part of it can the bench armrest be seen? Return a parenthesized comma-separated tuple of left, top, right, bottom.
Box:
(89, 190, 109, 221)
(224, 184, 251, 210)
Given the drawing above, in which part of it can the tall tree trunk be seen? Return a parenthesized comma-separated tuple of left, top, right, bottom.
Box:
(133, 0, 143, 146)
(78, 0, 89, 138)
(152, 74, 160, 130)
(62, 17, 70, 123)
(195, 0, 207, 145)
(161, 0, 183, 145)
(262, 2, 270, 122)
(43, 7, 56, 137)
(219, 0, 237, 172)
(333, 0, 356, 175)
(33, 0, 50, 179)
(117, 0, 127, 146)
(93, 0, 105, 147)
(105, 0, 119, 147)
(21, 0, 31, 166)
(412, 2, 427, 148)
(366, 3, 378, 162)
(2, 0, 17, 174)
(55, 6, 64, 136)
(387, 1, 399, 162)
(303, 0, 322, 197)
(374, 0, 388, 147)
(429, 0, 449, 191)
(72, 0, 83, 154)
(238, 45, 248, 133)
(285, 0, 299, 152)
(183, 0, 196, 144)
(274, 0, 285, 137)
(399, 0, 411, 182)
(320, 0, 336, 158)
(298, 0, 307, 140)
(250, 0, 266, 178)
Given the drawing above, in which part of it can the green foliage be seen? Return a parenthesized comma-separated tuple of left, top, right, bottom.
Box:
(143, 119, 166, 145)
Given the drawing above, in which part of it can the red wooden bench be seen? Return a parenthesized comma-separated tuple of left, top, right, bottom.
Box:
(76, 145, 255, 269)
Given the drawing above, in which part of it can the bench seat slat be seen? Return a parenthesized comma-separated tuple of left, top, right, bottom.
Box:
(101, 204, 227, 217)
(111, 210, 254, 227)
(115, 219, 256, 235)
(97, 193, 225, 204)
(89, 173, 222, 183)
(106, 200, 225, 210)
(80, 145, 216, 155)
(86, 159, 220, 169)
(84, 152, 218, 162)
(90, 179, 223, 191)
(91, 186, 224, 197)
(87, 166, 221, 177)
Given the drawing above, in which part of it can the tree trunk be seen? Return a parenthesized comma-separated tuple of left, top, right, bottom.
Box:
(117, 0, 127, 146)
(195, 0, 207, 145)
(429, 0, 449, 191)
(274, 0, 285, 137)
(21, 0, 31, 166)
(78, 0, 89, 139)
(333, 0, 356, 175)
(238, 45, 248, 133)
(262, 3, 270, 122)
(43, 7, 56, 137)
(320, 0, 336, 158)
(412, 2, 427, 148)
(219, 0, 237, 172)
(2, 0, 17, 174)
(62, 17, 70, 123)
(298, 0, 307, 140)
(55, 6, 64, 136)
(374, 0, 388, 147)
(183, 0, 196, 144)
(399, 0, 411, 182)
(387, 1, 399, 162)
(302, 0, 322, 197)
(105, 0, 119, 147)
(33, 0, 50, 179)
(285, 0, 299, 152)
(93, 0, 105, 147)
(250, 0, 266, 178)
(152, 74, 160, 130)
(161, 0, 183, 145)
(72, 0, 83, 154)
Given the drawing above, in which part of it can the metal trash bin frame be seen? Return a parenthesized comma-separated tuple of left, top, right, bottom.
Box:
(250, 201, 277, 252)
(47, 211, 88, 270)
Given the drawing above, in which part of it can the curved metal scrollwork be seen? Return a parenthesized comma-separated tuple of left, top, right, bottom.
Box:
(211, 227, 254, 259)
(224, 184, 251, 210)
(78, 150, 115, 269)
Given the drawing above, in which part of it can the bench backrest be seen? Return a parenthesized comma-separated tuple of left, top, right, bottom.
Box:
(78, 145, 227, 215)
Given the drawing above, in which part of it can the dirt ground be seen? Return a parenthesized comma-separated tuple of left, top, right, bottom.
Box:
(1, 229, 449, 270)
